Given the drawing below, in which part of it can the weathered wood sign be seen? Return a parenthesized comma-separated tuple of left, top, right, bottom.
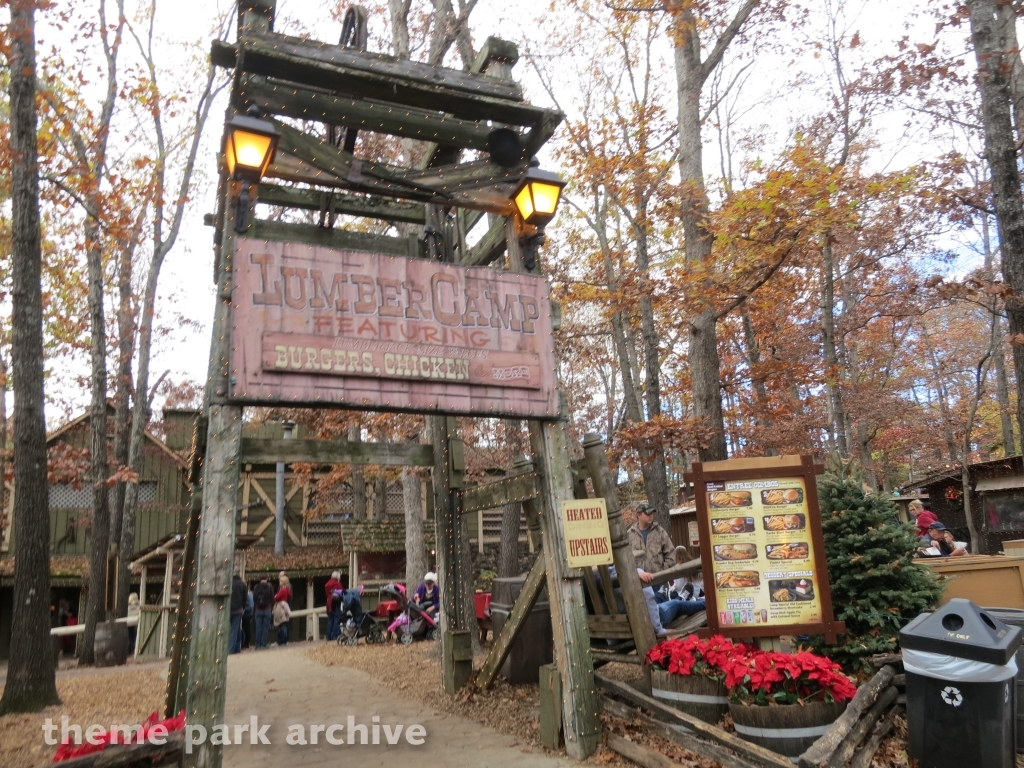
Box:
(229, 237, 559, 417)
(561, 498, 614, 568)
(687, 455, 845, 643)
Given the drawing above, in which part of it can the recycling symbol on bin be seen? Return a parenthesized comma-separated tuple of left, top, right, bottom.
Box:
(941, 686, 963, 707)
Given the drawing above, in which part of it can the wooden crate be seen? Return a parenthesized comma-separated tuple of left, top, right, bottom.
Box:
(922, 555, 1024, 609)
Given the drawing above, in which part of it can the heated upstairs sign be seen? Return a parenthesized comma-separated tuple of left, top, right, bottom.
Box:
(561, 498, 613, 568)
(229, 238, 559, 418)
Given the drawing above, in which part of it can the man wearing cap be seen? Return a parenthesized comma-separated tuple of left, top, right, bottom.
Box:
(415, 572, 440, 616)
(628, 503, 676, 577)
(920, 521, 967, 557)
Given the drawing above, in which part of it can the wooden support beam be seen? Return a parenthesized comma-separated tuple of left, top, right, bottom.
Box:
(461, 472, 540, 515)
(602, 696, 760, 768)
(511, 455, 544, 552)
(240, 437, 433, 466)
(242, 75, 498, 152)
(583, 433, 658, 693)
(463, 217, 507, 267)
(432, 414, 472, 693)
(596, 673, 793, 768)
(477, 554, 546, 689)
(250, 219, 423, 258)
(266, 124, 519, 214)
(213, 33, 565, 128)
(184, 405, 243, 768)
(214, 31, 525, 103)
(163, 487, 199, 720)
(539, 664, 563, 750)
(529, 402, 601, 760)
(53, 731, 185, 768)
(256, 183, 426, 225)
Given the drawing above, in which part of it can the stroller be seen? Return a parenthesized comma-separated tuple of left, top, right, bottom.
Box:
(383, 584, 438, 644)
(337, 587, 385, 647)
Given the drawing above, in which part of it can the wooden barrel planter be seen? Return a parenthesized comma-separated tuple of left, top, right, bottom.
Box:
(729, 700, 847, 757)
(94, 621, 130, 667)
(650, 670, 729, 724)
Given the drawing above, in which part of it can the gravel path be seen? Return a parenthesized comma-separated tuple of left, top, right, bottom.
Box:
(224, 643, 576, 768)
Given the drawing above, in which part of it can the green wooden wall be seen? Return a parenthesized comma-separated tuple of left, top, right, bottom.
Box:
(7, 418, 189, 557)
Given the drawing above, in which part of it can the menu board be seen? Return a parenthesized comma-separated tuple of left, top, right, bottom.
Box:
(706, 476, 822, 629)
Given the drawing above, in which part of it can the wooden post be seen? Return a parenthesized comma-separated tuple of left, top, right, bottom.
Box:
(432, 413, 472, 692)
(514, 455, 543, 552)
(306, 579, 317, 641)
(183, 405, 242, 768)
(477, 508, 484, 554)
(165, 481, 202, 718)
(159, 549, 173, 658)
(582, 432, 658, 693)
(240, 471, 250, 534)
(529, 398, 601, 760)
(539, 663, 563, 750)
(135, 565, 147, 658)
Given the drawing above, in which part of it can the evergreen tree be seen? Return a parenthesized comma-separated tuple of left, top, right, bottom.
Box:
(812, 472, 944, 675)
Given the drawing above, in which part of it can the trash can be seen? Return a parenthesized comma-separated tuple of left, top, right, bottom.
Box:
(490, 576, 553, 685)
(900, 598, 1022, 768)
(984, 607, 1024, 753)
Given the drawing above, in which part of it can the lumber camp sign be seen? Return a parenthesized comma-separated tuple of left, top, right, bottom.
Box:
(230, 238, 559, 417)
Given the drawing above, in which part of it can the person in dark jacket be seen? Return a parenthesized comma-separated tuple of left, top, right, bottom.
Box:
(229, 570, 248, 654)
(242, 587, 254, 649)
(325, 571, 344, 641)
(252, 575, 275, 649)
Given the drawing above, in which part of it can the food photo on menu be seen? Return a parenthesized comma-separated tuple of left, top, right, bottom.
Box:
(713, 543, 758, 561)
(766, 541, 809, 560)
(763, 513, 805, 531)
(712, 516, 755, 534)
(709, 491, 753, 508)
(715, 571, 761, 589)
(768, 578, 815, 602)
(760, 488, 803, 505)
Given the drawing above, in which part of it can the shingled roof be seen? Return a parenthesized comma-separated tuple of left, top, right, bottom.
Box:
(340, 519, 436, 554)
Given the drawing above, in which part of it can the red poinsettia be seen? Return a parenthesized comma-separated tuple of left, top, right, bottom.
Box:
(645, 634, 755, 682)
(644, 637, 857, 706)
(727, 649, 858, 706)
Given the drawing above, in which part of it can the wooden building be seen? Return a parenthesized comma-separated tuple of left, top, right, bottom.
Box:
(0, 406, 194, 659)
(904, 455, 1024, 555)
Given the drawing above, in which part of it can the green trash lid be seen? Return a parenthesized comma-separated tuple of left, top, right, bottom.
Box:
(900, 598, 1023, 666)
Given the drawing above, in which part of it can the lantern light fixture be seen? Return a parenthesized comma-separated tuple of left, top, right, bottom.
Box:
(224, 111, 280, 183)
(511, 167, 566, 228)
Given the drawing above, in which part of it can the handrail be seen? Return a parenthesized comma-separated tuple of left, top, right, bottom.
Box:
(50, 615, 139, 637)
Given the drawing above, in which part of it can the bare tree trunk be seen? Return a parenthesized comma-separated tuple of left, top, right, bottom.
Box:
(634, 221, 671, 520)
(115, 45, 217, 618)
(920, 322, 960, 463)
(672, 0, 759, 461)
(79, 219, 111, 667)
(739, 301, 775, 455)
(498, 503, 521, 577)
(109, 235, 135, 565)
(349, 422, 366, 520)
(402, 467, 427, 588)
(960, 312, 999, 555)
(821, 240, 848, 457)
(0, 354, 8, 507)
(969, 0, 1024, 447)
(374, 476, 388, 518)
(995, 322, 1016, 455)
(0, 0, 60, 711)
